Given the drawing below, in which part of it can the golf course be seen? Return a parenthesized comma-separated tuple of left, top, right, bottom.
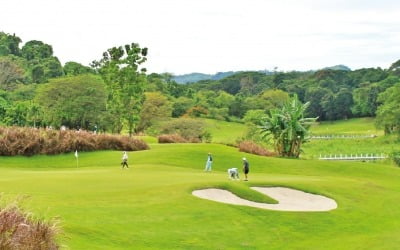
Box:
(1, 119, 400, 249)
(1, 3, 400, 249)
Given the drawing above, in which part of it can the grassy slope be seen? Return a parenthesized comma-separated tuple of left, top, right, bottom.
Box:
(132, 119, 246, 145)
(310, 117, 381, 135)
(304, 118, 400, 158)
(1, 143, 400, 249)
(202, 118, 247, 144)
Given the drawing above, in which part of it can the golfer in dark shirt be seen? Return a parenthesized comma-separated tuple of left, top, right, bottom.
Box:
(242, 157, 249, 181)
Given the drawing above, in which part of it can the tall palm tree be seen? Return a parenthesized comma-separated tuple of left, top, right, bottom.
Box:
(260, 95, 317, 158)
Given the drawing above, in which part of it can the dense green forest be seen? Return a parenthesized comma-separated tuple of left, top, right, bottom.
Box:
(1, 31, 400, 135)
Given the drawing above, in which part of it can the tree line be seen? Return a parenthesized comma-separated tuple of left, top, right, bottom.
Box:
(1, 31, 400, 136)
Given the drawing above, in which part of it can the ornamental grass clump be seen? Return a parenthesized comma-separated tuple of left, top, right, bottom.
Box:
(0, 126, 149, 156)
(157, 134, 197, 143)
(157, 118, 209, 143)
(0, 204, 60, 250)
(238, 140, 276, 157)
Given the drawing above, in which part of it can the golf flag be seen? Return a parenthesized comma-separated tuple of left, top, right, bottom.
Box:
(74, 150, 79, 168)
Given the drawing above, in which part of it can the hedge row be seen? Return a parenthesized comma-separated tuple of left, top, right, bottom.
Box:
(0, 127, 149, 156)
(157, 134, 201, 143)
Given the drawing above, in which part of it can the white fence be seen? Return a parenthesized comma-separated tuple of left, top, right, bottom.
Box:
(311, 134, 377, 139)
(319, 153, 387, 161)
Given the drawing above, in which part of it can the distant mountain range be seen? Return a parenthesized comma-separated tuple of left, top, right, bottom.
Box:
(172, 71, 241, 84)
(172, 65, 351, 84)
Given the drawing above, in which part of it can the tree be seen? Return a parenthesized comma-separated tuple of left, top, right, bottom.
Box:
(35, 74, 107, 129)
(194, 90, 218, 109)
(42, 57, 64, 78)
(172, 96, 194, 118)
(352, 83, 380, 117)
(0, 57, 25, 90)
(388, 59, 400, 76)
(333, 88, 353, 119)
(3, 100, 30, 126)
(229, 95, 247, 118)
(0, 96, 9, 123)
(0, 32, 22, 56)
(260, 95, 317, 158)
(21, 40, 63, 82)
(64, 61, 94, 76)
(137, 92, 172, 132)
(243, 109, 266, 125)
(214, 91, 235, 109)
(304, 87, 330, 120)
(93, 43, 148, 135)
(375, 82, 400, 135)
(321, 91, 336, 120)
(21, 40, 53, 60)
(259, 89, 290, 111)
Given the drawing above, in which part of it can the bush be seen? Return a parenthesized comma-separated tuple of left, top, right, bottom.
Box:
(0, 126, 149, 156)
(238, 140, 276, 157)
(241, 124, 267, 145)
(390, 151, 400, 167)
(158, 134, 191, 143)
(0, 203, 60, 250)
(185, 106, 208, 117)
(242, 109, 266, 125)
(158, 118, 209, 142)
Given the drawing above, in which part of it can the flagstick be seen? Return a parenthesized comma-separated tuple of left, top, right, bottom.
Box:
(75, 150, 79, 168)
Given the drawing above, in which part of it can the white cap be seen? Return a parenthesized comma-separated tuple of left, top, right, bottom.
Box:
(242, 157, 246, 161)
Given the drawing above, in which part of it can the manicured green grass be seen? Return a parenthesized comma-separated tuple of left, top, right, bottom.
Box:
(1, 143, 400, 249)
(303, 118, 399, 159)
(311, 117, 381, 135)
(202, 118, 247, 144)
(302, 135, 400, 159)
(133, 135, 158, 144)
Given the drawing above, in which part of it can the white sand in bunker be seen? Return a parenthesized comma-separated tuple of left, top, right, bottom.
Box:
(192, 187, 337, 212)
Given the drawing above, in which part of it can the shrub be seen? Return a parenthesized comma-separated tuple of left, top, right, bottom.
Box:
(158, 118, 208, 142)
(390, 151, 400, 167)
(158, 134, 189, 143)
(0, 203, 60, 249)
(0, 126, 149, 156)
(238, 140, 276, 157)
(242, 109, 266, 125)
(185, 106, 208, 117)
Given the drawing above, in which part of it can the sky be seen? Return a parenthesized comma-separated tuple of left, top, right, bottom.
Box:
(1, 0, 400, 75)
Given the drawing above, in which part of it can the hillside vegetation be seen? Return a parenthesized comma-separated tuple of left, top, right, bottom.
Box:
(2, 31, 400, 139)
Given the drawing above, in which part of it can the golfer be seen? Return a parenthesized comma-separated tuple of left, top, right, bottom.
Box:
(204, 153, 213, 171)
(121, 151, 129, 169)
(242, 157, 249, 181)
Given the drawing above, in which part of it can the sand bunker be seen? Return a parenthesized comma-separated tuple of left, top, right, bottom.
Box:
(192, 187, 337, 212)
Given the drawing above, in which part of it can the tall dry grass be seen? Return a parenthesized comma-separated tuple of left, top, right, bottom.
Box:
(0, 203, 60, 250)
(157, 134, 201, 143)
(238, 140, 276, 157)
(0, 126, 149, 156)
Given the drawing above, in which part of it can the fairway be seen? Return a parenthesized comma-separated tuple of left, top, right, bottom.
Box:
(1, 143, 400, 249)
